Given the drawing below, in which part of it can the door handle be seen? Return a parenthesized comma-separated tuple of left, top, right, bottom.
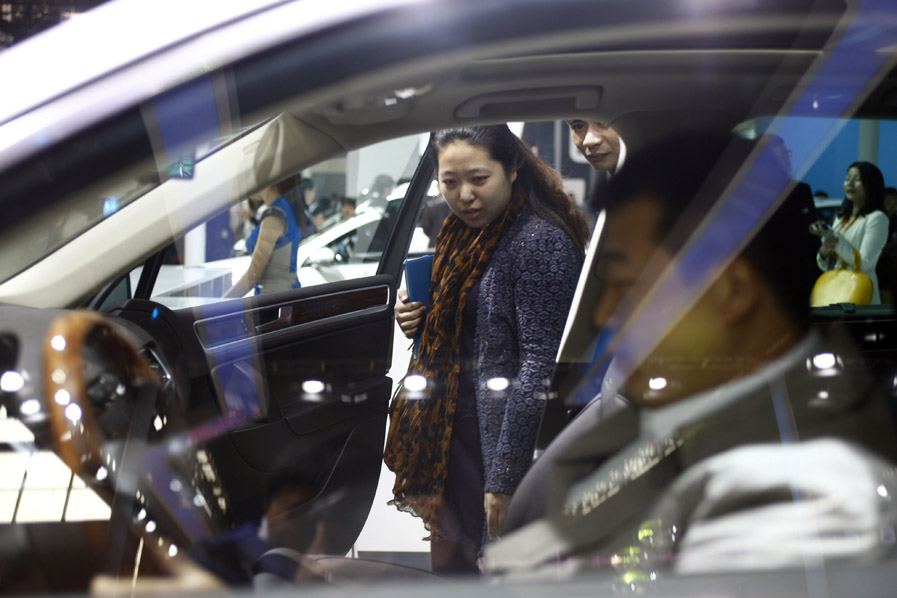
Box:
(255, 306, 293, 333)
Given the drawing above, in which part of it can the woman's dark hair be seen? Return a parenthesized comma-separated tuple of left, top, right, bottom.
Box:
(270, 175, 299, 198)
(837, 161, 885, 219)
(430, 125, 589, 259)
(271, 173, 312, 230)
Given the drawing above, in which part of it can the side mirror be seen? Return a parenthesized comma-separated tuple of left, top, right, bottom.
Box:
(306, 247, 336, 266)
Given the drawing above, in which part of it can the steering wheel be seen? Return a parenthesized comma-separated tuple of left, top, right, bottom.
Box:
(41, 312, 164, 571)
(43, 310, 159, 479)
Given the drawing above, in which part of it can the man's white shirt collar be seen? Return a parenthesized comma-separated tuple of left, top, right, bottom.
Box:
(612, 136, 627, 176)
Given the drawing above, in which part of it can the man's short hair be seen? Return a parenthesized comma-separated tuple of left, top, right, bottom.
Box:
(340, 197, 356, 208)
(594, 131, 813, 326)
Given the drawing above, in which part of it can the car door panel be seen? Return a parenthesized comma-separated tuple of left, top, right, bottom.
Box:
(105, 273, 399, 552)
(175, 392, 388, 555)
(85, 132, 435, 557)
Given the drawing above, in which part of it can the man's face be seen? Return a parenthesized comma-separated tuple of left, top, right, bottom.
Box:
(568, 120, 622, 172)
(592, 195, 725, 405)
(592, 195, 665, 333)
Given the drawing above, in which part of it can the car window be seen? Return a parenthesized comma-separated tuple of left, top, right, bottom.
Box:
(550, 113, 897, 437)
(144, 134, 427, 306)
(0, 118, 263, 287)
(739, 115, 897, 306)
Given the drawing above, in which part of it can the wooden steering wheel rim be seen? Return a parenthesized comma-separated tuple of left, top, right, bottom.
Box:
(43, 310, 156, 481)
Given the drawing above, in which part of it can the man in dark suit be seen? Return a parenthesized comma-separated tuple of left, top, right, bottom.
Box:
(566, 119, 624, 175)
(565, 119, 625, 229)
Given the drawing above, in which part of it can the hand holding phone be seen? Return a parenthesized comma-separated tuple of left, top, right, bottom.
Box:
(810, 221, 831, 236)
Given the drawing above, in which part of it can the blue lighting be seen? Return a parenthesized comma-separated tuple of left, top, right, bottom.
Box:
(151, 307, 160, 321)
(103, 197, 119, 217)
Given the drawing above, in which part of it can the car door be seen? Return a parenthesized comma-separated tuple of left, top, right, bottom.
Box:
(0, 102, 433, 587)
(80, 142, 434, 562)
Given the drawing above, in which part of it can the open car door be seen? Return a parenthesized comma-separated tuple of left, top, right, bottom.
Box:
(104, 165, 430, 559)
(0, 114, 434, 584)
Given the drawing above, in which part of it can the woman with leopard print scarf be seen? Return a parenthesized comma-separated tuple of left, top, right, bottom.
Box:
(385, 124, 589, 575)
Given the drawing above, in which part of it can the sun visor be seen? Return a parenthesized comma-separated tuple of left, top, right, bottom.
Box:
(241, 112, 342, 195)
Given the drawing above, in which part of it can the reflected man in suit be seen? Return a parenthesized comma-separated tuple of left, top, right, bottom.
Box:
(566, 119, 625, 175)
(565, 119, 626, 232)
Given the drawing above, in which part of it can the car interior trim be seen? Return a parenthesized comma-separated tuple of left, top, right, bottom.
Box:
(192, 283, 391, 352)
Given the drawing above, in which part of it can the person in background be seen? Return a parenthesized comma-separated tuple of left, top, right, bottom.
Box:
(810, 161, 889, 304)
(311, 196, 333, 230)
(236, 175, 316, 246)
(223, 177, 303, 297)
(420, 194, 452, 248)
(360, 174, 395, 210)
(565, 119, 625, 229)
(339, 197, 357, 220)
(373, 174, 395, 196)
(566, 119, 624, 175)
(386, 124, 588, 576)
(486, 131, 897, 580)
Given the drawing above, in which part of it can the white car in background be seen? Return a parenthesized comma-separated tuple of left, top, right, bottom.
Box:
(180, 181, 438, 296)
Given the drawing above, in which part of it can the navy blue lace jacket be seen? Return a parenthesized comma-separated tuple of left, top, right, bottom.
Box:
(475, 205, 581, 499)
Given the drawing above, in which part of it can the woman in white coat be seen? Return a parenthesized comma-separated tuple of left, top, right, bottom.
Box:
(811, 161, 889, 304)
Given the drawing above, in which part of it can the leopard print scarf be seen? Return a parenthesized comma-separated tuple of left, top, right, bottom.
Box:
(384, 190, 526, 540)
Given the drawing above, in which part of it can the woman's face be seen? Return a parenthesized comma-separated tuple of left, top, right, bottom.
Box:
(437, 140, 516, 228)
(844, 166, 867, 210)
